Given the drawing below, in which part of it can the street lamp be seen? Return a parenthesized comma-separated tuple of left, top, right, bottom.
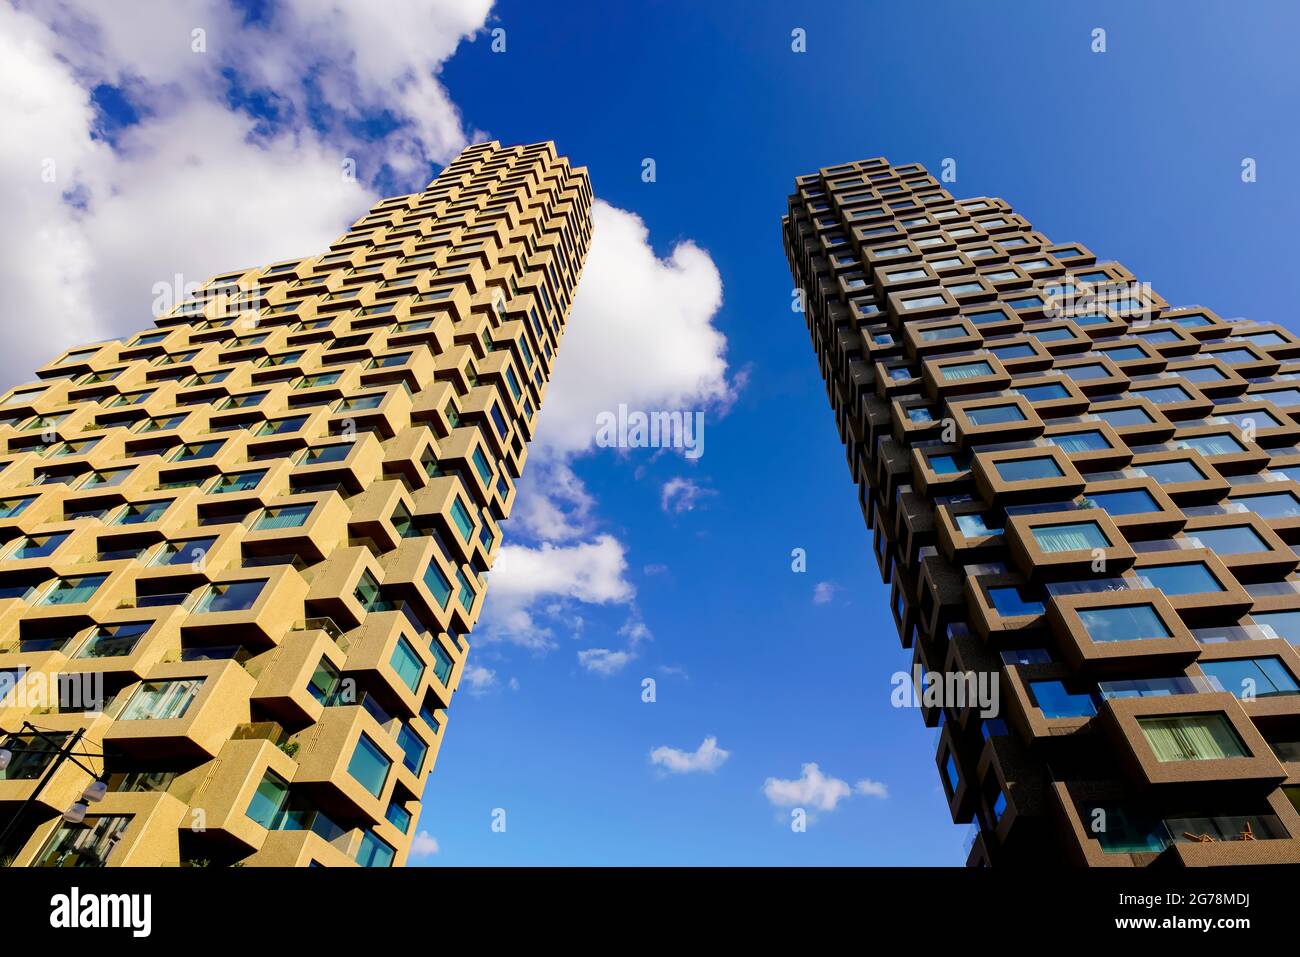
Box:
(0, 723, 107, 863)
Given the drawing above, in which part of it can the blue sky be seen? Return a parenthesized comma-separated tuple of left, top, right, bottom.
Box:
(6, 0, 1300, 865)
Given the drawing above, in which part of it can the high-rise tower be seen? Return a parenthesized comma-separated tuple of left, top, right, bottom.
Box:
(785, 157, 1300, 866)
(0, 140, 591, 867)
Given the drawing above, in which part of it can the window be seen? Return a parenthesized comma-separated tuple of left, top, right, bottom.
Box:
(988, 587, 1044, 617)
(33, 815, 130, 868)
(1139, 714, 1248, 762)
(1202, 657, 1299, 699)
(1140, 563, 1223, 597)
(119, 678, 203, 720)
(300, 444, 351, 465)
(1251, 610, 1300, 643)
(257, 416, 307, 437)
(966, 404, 1025, 427)
(307, 657, 342, 704)
(254, 505, 313, 530)
(210, 470, 266, 494)
(397, 723, 426, 775)
(390, 637, 424, 693)
(76, 622, 149, 659)
(195, 580, 266, 613)
(1028, 680, 1098, 718)
(1047, 431, 1110, 453)
(1031, 522, 1108, 553)
(1134, 385, 1191, 406)
(346, 734, 391, 797)
(246, 770, 293, 829)
(172, 440, 224, 462)
(356, 831, 395, 868)
(940, 361, 993, 381)
(1190, 525, 1268, 555)
(956, 513, 1000, 537)
(386, 801, 412, 833)
(423, 561, 453, 608)
(113, 500, 169, 526)
(1079, 605, 1171, 643)
(450, 497, 474, 539)
(39, 574, 108, 606)
(1179, 434, 1244, 457)
(1141, 460, 1204, 484)
(0, 732, 69, 780)
(4, 532, 69, 560)
(1086, 488, 1158, 516)
(1015, 383, 1069, 403)
(0, 496, 37, 518)
(994, 454, 1065, 483)
(1235, 493, 1300, 519)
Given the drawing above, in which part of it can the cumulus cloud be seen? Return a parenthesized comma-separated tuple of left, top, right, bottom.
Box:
(763, 763, 887, 815)
(660, 477, 713, 514)
(410, 831, 440, 857)
(649, 736, 730, 774)
(461, 663, 497, 694)
(577, 648, 634, 675)
(0, 0, 491, 385)
(812, 581, 838, 605)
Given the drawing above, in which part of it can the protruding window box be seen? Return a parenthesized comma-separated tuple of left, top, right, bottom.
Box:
(242, 494, 351, 565)
(1101, 694, 1286, 790)
(1048, 591, 1200, 674)
(103, 661, 254, 759)
(1181, 514, 1299, 582)
(1006, 509, 1135, 581)
(973, 447, 1084, 505)
(250, 627, 347, 726)
(923, 355, 1011, 399)
(181, 568, 308, 650)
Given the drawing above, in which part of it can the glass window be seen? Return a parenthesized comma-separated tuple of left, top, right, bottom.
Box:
(988, 587, 1044, 617)
(1252, 610, 1300, 644)
(246, 770, 292, 829)
(347, 733, 391, 797)
(1015, 383, 1069, 403)
(33, 815, 131, 868)
(1096, 407, 1154, 428)
(1135, 385, 1191, 405)
(76, 622, 150, 659)
(1031, 522, 1108, 553)
(1141, 460, 1205, 484)
(5, 532, 69, 560)
(1235, 493, 1300, 519)
(390, 636, 425, 693)
(39, 574, 108, 606)
(956, 513, 1000, 537)
(1139, 714, 1247, 762)
(386, 801, 412, 833)
(1079, 605, 1171, 643)
(0, 732, 69, 780)
(940, 361, 993, 381)
(154, 537, 217, 567)
(307, 657, 342, 704)
(996, 457, 1064, 482)
(1179, 434, 1244, 457)
(1028, 680, 1098, 718)
(301, 444, 351, 465)
(423, 561, 452, 608)
(356, 831, 395, 868)
(1202, 657, 1299, 699)
(966, 404, 1025, 427)
(1140, 563, 1223, 597)
(450, 497, 474, 539)
(1048, 431, 1110, 453)
(1190, 525, 1268, 555)
(1086, 488, 1158, 516)
(119, 678, 203, 720)
(254, 505, 313, 530)
(195, 580, 266, 613)
(210, 470, 266, 494)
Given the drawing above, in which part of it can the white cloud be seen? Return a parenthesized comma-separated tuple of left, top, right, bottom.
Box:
(660, 477, 712, 514)
(461, 663, 497, 694)
(479, 535, 634, 648)
(410, 831, 440, 857)
(0, 0, 491, 386)
(812, 581, 838, 605)
(649, 736, 730, 774)
(531, 200, 730, 458)
(577, 648, 634, 675)
(855, 779, 889, 799)
(763, 763, 858, 813)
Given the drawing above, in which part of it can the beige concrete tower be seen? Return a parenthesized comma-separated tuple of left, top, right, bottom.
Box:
(0, 141, 591, 867)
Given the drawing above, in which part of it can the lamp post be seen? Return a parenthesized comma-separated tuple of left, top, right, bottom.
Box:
(0, 722, 107, 863)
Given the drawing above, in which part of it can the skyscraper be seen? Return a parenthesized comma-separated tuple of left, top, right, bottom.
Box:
(0, 140, 591, 867)
(784, 157, 1300, 866)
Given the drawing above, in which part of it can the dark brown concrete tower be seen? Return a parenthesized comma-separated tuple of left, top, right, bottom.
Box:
(784, 157, 1300, 866)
